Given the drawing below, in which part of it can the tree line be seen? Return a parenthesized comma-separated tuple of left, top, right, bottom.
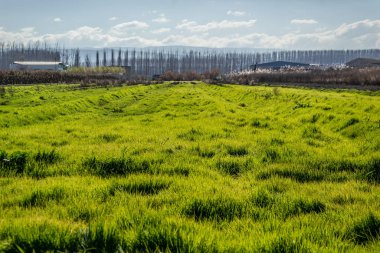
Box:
(77, 48, 380, 76)
(0, 42, 60, 69)
(1, 42, 379, 76)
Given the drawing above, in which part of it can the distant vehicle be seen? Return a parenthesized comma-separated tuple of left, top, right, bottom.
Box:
(10, 61, 66, 71)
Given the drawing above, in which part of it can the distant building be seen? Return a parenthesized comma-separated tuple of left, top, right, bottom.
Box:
(250, 61, 310, 70)
(10, 61, 65, 71)
(346, 58, 380, 68)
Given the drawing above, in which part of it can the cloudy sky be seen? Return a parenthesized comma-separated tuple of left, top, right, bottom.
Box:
(0, 0, 379, 49)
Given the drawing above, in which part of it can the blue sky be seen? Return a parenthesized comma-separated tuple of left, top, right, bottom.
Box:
(0, 0, 379, 49)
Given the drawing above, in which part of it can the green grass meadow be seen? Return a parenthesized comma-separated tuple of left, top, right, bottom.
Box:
(0, 82, 380, 252)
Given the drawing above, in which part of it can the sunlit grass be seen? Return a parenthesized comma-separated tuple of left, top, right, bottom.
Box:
(0, 82, 379, 252)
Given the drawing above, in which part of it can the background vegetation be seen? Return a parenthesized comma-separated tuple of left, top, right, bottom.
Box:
(0, 82, 379, 252)
(1, 67, 380, 88)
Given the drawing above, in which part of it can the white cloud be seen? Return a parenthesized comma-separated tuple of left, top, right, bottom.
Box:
(291, 19, 318, 25)
(152, 14, 169, 23)
(151, 28, 171, 34)
(176, 19, 257, 33)
(227, 10, 246, 17)
(111, 21, 149, 35)
(0, 19, 379, 49)
(334, 19, 380, 36)
(53, 18, 62, 22)
(109, 17, 117, 21)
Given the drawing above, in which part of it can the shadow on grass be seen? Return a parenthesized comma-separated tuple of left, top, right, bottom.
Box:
(344, 213, 380, 245)
(183, 197, 245, 222)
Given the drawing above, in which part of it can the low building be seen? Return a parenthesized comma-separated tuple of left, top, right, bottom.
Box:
(250, 61, 310, 70)
(346, 58, 380, 68)
(10, 61, 65, 71)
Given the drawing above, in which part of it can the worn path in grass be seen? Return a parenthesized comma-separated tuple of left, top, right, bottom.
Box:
(0, 82, 380, 252)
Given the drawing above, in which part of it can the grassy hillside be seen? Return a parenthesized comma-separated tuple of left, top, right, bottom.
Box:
(0, 82, 380, 252)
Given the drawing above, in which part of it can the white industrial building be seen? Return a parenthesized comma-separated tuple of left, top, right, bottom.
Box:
(10, 61, 65, 71)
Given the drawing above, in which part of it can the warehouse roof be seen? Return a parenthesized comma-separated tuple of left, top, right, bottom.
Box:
(13, 61, 63, 65)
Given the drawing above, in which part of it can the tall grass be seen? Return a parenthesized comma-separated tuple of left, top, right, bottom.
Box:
(0, 83, 379, 252)
(83, 156, 154, 177)
(183, 197, 245, 221)
(345, 213, 380, 244)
